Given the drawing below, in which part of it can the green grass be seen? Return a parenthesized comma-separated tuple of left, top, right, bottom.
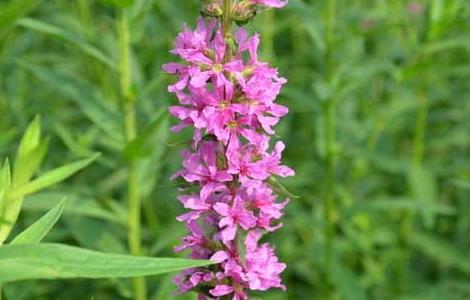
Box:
(0, 0, 469, 299)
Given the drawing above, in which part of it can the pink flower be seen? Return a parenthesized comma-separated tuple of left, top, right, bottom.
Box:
(176, 194, 212, 223)
(173, 141, 232, 184)
(210, 284, 248, 300)
(171, 18, 217, 61)
(213, 196, 257, 242)
(175, 221, 207, 255)
(227, 145, 270, 183)
(245, 231, 287, 291)
(262, 141, 295, 177)
(240, 64, 287, 103)
(250, 0, 288, 8)
(210, 247, 245, 279)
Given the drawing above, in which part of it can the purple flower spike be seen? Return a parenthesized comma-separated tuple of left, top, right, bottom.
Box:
(164, 3, 293, 299)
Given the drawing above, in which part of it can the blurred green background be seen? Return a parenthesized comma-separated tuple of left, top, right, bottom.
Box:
(1, 0, 470, 299)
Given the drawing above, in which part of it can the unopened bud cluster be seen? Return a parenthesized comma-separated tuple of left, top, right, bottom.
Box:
(202, 0, 287, 24)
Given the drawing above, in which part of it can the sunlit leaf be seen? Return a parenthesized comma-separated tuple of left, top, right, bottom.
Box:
(99, 0, 134, 8)
(11, 199, 65, 245)
(124, 108, 168, 161)
(408, 166, 438, 228)
(0, 243, 213, 284)
(0, 0, 40, 31)
(267, 176, 300, 199)
(8, 154, 100, 199)
(23, 192, 125, 225)
(410, 231, 470, 275)
(17, 18, 116, 69)
(23, 64, 124, 144)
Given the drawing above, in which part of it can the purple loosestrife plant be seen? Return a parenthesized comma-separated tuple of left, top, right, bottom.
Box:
(164, 1, 292, 299)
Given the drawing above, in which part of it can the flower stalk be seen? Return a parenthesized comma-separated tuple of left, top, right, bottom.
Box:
(222, 0, 233, 39)
(412, 92, 428, 168)
(118, 10, 147, 300)
(323, 98, 336, 275)
(222, 0, 233, 63)
(323, 0, 337, 282)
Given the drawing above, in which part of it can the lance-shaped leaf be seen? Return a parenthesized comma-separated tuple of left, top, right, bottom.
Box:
(124, 108, 168, 161)
(12, 116, 46, 186)
(0, 243, 213, 284)
(0, 154, 100, 245)
(0, 159, 12, 222)
(0, 0, 40, 31)
(23, 192, 125, 225)
(10, 199, 65, 245)
(408, 166, 438, 228)
(0, 129, 16, 152)
(409, 231, 470, 275)
(267, 176, 300, 199)
(99, 0, 134, 8)
(17, 18, 116, 69)
(7, 154, 100, 199)
(23, 64, 123, 144)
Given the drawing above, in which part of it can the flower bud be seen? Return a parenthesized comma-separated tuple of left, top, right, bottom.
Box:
(233, 1, 258, 25)
(201, 0, 223, 18)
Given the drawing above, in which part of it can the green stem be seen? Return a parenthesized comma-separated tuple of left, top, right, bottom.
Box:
(325, 0, 337, 51)
(323, 98, 336, 277)
(322, 0, 337, 293)
(222, 0, 232, 36)
(118, 10, 146, 300)
(412, 92, 428, 168)
(222, 0, 233, 62)
(119, 12, 133, 106)
(397, 90, 428, 291)
(219, 3, 234, 300)
(324, 0, 337, 77)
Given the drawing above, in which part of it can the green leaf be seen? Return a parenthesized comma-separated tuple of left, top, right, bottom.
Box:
(331, 262, 367, 300)
(99, 0, 135, 8)
(23, 192, 125, 224)
(65, 216, 126, 254)
(17, 18, 116, 69)
(23, 64, 123, 144)
(13, 139, 49, 188)
(409, 232, 470, 275)
(135, 110, 170, 199)
(0, 243, 213, 284)
(345, 197, 454, 216)
(8, 153, 100, 199)
(15, 116, 41, 159)
(11, 199, 65, 245)
(152, 274, 199, 300)
(267, 176, 300, 199)
(124, 108, 168, 160)
(408, 166, 438, 228)
(0, 158, 11, 191)
(0, 155, 97, 245)
(0, 159, 12, 222)
(422, 38, 470, 55)
(0, 0, 40, 31)
(12, 116, 44, 186)
(0, 129, 16, 151)
(451, 179, 470, 190)
(2, 281, 34, 300)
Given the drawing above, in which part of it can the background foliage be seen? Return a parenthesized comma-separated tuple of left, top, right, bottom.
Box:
(0, 0, 469, 299)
